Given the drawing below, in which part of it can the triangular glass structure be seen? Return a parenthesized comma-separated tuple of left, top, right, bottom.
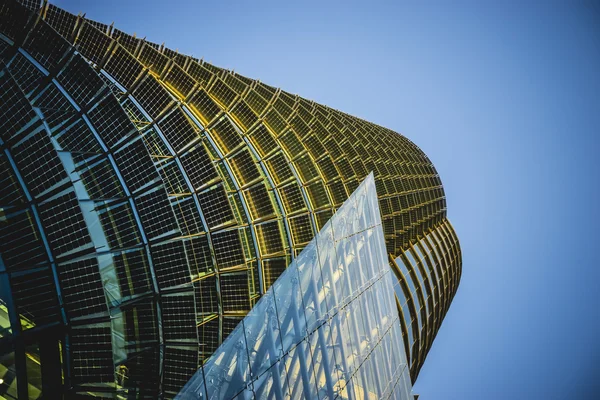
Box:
(177, 173, 414, 399)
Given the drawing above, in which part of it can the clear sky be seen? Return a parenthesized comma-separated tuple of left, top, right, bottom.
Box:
(54, 0, 600, 398)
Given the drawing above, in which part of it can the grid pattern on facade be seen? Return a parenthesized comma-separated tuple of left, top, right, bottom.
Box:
(0, 0, 462, 397)
(42, 4, 456, 380)
(392, 219, 462, 379)
(178, 174, 415, 400)
(0, 2, 182, 398)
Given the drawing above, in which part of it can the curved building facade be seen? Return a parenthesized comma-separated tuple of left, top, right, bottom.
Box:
(0, 0, 461, 398)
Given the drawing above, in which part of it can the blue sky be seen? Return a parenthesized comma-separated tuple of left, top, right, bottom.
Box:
(56, 1, 600, 398)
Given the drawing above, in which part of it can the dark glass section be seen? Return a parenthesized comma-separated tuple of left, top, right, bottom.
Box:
(122, 299, 158, 342)
(158, 160, 189, 195)
(161, 294, 197, 341)
(193, 276, 218, 316)
(7, 52, 44, 96)
(57, 54, 105, 107)
(196, 185, 234, 229)
(11, 126, 70, 198)
(23, 21, 70, 71)
(134, 187, 177, 240)
(261, 257, 287, 288)
(131, 75, 173, 118)
(73, 155, 125, 199)
(88, 94, 136, 148)
(179, 143, 218, 190)
(163, 347, 197, 395)
(10, 267, 60, 328)
(171, 196, 205, 236)
(221, 316, 243, 338)
(104, 45, 144, 89)
(113, 248, 152, 297)
(157, 107, 199, 153)
(37, 192, 94, 258)
(138, 44, 168, 75)
(0, 154, 24, 205)
(210, 229, 245, 268)
(0, 210, 47, 271)
(119, 347, 160, 396)
(0, 73, 39, 144)
(197, 318, 219, 362)
(33, 82, 78, 130)
(96, 200, 141, 249)
(70, 325, 114, 384)
(76, 22, 112, 65)
(0, 0, 30, 41)
(184, 236, 213, 277)
(45, 4, 77, 39)
(57, 257, 106, 319)
(54, 118, 103, 154)
(112, 136, 160, 193)
(111, 28, 140, 55)
(151, 240, 191, 289)
(219, 272, 250, 312)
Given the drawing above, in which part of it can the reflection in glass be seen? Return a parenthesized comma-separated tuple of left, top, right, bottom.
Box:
(177, 173, 414, 399)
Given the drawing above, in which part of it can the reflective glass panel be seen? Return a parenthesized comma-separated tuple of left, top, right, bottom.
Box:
(177, 173, 414, 399)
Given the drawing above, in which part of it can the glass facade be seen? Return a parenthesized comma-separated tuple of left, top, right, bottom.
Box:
(0, 0, 461, 397)
(178, 173, 414, 400)
(391, 220, 461, 377)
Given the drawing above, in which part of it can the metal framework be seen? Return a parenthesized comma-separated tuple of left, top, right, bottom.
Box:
(0, 0, 462, 398)
(177, 174, 414, 400)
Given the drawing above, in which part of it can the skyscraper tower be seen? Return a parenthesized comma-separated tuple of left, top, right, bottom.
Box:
(0, 0, 461, 398)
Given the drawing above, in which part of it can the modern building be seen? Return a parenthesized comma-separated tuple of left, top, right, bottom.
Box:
(0, 0, 461, 398)
(178, 173, 414, 399)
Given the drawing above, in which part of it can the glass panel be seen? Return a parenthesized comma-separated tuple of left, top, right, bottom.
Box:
(177, 173, 413, 398)
(0, 351, 18, 399)
(242, 291, 283, 379)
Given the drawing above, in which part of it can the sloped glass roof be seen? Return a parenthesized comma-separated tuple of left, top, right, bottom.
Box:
(177, 173, 414, 399)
